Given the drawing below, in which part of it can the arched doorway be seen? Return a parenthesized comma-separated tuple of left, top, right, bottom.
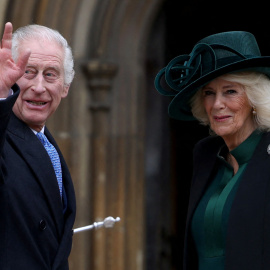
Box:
(145, 0, 270, 269)
(2, 0, 270, 269)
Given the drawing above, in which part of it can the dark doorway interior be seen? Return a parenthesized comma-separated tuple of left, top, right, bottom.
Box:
(145, 1, 270, 269)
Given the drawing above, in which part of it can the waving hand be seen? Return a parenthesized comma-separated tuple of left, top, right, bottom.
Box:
(0, 22, 30, 97)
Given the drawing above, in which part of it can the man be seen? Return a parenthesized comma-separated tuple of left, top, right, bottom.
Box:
(0, 22, 76, 269)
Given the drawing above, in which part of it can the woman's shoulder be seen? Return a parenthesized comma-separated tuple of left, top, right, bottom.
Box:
(195, 135, 224, 150)
(192, 135, 224, 163)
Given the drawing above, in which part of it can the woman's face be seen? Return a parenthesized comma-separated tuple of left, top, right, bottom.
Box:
(202, 77, 256, 145)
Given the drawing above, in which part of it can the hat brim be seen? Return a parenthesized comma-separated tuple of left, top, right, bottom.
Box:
(168, 57, 270, 121)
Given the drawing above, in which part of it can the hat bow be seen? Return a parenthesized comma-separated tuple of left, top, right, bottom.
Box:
(155, 43, 247, 97)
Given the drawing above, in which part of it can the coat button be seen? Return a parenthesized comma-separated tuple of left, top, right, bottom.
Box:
(39, 220, 47, 231)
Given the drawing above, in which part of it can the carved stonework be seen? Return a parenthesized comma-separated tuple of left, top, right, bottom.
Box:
(4, 0, 165, 269)
(83, 60, 118, 112)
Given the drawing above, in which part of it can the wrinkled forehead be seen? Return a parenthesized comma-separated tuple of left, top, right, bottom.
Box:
(19, 40, 65, 74)
(20, 38, 64, 60)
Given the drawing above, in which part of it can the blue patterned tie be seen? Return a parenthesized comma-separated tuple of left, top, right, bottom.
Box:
(36, 132, 62, 198)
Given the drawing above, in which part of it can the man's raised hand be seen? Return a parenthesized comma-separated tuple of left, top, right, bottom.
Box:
(0, 22, 30, 97)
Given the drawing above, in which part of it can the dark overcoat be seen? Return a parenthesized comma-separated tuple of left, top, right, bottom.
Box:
(184, 132, 270, 270)
(0, 85, 76, 270)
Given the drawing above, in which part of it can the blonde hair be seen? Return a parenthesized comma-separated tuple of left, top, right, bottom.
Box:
(191, 71, 270, 132)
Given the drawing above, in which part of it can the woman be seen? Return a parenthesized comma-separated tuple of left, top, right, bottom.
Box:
(155, 31, 270, 270)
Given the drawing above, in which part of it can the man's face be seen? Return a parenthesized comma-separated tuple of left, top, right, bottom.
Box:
(13, 39, 69, 132)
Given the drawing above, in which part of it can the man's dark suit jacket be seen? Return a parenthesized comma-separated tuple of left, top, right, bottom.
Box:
(184, 132, 270, 270)
(0, 85, 76, 270)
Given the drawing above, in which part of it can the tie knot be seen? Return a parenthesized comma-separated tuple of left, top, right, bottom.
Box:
(36, 132, 49, 146)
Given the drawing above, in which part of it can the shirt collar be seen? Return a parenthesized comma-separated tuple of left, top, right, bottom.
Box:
(30, 126, 45, 135)
(218, 130, 263, 165)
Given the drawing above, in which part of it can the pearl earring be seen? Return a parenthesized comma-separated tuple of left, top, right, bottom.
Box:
(252, 106, 257, 115)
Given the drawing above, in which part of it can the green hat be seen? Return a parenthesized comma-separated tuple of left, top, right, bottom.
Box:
(155, 31, 270, 121)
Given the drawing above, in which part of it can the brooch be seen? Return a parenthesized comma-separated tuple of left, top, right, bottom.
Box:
(267, 144, 270, 155)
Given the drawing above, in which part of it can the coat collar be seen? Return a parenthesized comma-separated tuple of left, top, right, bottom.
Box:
(188, 132, 270, 219)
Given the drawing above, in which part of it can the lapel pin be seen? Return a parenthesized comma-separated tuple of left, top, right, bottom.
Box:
(267, 144, 270, 155)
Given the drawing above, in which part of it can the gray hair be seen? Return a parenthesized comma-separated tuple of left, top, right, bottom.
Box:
(12, 24, 75, 85)
(191, 72, 270, 132)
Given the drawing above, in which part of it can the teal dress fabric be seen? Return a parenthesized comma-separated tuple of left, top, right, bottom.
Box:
(191, 130, 262, 270)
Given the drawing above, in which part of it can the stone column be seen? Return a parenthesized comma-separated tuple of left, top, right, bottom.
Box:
(83, 60, 118, 269)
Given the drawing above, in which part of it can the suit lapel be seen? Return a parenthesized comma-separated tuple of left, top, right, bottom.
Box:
(44, 127, 76, 215)
(44, 128, 76, 270)
(184, 136, 223, 269)
(7, 114, 64, 235)
(186, 136, 223, 223)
